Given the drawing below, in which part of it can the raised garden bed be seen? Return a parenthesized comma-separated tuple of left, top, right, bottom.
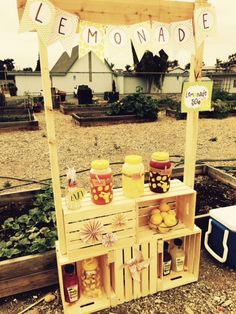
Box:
(60, 103, 108, 115)
(0, 108, 39, 131)
(72, 112, 157, 127)
(0, 165, 235, 297)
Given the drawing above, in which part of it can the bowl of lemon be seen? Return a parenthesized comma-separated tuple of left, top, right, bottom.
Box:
(149, 202, 178, 233)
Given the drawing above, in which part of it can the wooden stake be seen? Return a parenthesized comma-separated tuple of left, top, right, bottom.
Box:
(38, 36, 66, 254)
(184, 0, 207, 188)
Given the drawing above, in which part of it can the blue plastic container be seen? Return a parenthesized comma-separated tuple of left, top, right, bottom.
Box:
(204, 205, 236, 268)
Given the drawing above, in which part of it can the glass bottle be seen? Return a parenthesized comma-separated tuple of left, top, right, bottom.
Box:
(149, 151, 172, 193)
(122, 155, 144, 198)
(170, 238, 185, 272)
(81, 257, 102, 297)
(65, 167, 85, 210)
(63, 263, 80, 303)
(163, 241, 172, 276)
(90, 160, 113, 205)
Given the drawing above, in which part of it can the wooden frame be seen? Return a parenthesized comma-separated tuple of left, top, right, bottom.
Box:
(15, 0, 211, 312)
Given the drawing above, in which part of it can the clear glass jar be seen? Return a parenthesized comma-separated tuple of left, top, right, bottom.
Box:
(90, 159, 113, 205)
(122, 155, 144, 198)
(81, 257, 102, 297)
(149, 151, 172, 193)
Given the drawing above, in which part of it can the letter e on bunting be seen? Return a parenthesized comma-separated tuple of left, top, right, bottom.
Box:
(79, 21, 105, 62)
(19, 0, 55, 45)
(48, 8, 79, 56)
(194, 6, 217, 44)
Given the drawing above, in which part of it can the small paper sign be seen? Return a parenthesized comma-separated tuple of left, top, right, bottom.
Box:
(181, 81, 213, 112)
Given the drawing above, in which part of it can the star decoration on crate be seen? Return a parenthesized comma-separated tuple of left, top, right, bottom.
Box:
(102, 232, 118, 247)
(112, 213, 127, 229)
(80, 219, 105, 244)
(123, 250, 151, 282)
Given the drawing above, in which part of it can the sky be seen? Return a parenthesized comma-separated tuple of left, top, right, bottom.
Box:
(0, 0, 236, 70)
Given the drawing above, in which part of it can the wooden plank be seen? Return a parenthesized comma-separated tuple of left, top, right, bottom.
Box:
(113, 249, 125, 303)
(149, 239, 158, 294)
(123, 247, 133, 301)
(140, 242, 149, 297)
(0, 250, 56, 280)
(0, 269, 58, 298)
(17, 0, 195, 26)
(38, 36, 66, 254)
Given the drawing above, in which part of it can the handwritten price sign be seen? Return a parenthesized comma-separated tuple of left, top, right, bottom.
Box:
(181, 81, 213, 113)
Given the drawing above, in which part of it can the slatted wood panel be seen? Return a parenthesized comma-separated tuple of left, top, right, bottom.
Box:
(63, 196, 136, 258)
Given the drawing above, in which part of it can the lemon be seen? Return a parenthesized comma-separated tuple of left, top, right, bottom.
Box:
(164, 214, 178, 227)
(150, 213, 162, 225)
(160, 211, 168, 218)
(158, 222, 170, 233)
(168, 209, 176, 216)
(159, 202, 171, 212)
(151, 208, 160, 215)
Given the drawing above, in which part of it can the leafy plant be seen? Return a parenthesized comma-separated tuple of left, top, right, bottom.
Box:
(0, 184, 57, 260)
(211, 99, 230, 119)
(212, 88, 233, 101)
(107, 91, 159, 120)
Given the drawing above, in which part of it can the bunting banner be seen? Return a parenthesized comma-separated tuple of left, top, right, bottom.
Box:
(194, 7, 217, 44)
(152, 22, 172, 55)
(79, 21, 105, 62)
(129, 22, 153, 60)
(19, 0, 56, 45)
(105, 25, 133, 68)
(170, 19, 195, 56)
(48, 8, 79, 56)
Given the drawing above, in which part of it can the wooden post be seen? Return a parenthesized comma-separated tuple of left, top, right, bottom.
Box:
(38, 36, 66, 255)
(184, 0, 208, 188)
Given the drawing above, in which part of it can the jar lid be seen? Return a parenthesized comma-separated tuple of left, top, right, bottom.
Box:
(174, 238, 183, 247)
(151, 151, 169, 161)
(91, 159, 109, 170)
(125, 155, 143, 164)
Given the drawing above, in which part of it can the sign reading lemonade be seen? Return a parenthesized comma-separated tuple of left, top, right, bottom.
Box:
(181, 81, 213, 112)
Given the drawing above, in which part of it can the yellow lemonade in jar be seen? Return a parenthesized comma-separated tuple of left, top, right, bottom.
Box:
(122, 155, 144, 198)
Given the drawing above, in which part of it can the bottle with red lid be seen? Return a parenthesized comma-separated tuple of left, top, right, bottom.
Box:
(62, 263, 80, 303)
(90, 159, 113, 205)
(149, 151, 172, 193)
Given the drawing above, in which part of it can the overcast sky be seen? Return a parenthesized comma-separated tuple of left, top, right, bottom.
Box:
(0, 0, 236, 70)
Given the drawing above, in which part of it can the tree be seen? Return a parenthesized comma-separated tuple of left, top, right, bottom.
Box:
(35, 55, 41, 72)
(134, 49, 169, 93)
(168, 60, 179, 69)
(0, 59, 15, 80)
(218, 53, 236, 70)
(23, 67, 33, 72)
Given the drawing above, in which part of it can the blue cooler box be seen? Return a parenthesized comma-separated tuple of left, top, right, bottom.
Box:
(204, 205, 236, 268)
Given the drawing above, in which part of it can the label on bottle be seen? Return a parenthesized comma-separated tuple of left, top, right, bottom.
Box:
(67, 284, 78, 302)
(175, 256, 185, 271)
(163, 260, 171, 276)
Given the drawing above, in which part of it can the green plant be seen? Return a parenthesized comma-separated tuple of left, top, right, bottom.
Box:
(0, 184, 57, 260)
(107, 91, 159, 120)
(212, 88, 233, 101)
(211, 99, 230, 119)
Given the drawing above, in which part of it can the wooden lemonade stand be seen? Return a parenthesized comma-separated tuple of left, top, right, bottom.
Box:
(17, 0, 212, 313)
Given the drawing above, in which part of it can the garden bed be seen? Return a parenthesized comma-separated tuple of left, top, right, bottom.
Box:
(0, 108, 39, 131)
(60, 103, 108, 115)
(0, 165, 235, 297)
(72, 112, 157, 126)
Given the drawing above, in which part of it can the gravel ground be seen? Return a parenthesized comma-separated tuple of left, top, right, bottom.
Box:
(0, 110, 235, 192)
(0, 110, 236, 314)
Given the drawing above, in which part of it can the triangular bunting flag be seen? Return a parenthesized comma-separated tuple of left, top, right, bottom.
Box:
(194, 6, 217, 44)
(18, 0, 55, 45)
(48, 7, 79, 56)
(79, 21, 105, 62)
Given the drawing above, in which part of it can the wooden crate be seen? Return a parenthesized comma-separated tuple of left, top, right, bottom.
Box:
(56, 245, 111, 314)
(136, 179, 196, 242)
(157, 226, 201, 291)
(62, 194, 136, 259)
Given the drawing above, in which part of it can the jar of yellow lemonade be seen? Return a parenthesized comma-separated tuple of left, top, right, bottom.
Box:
(81, 257, 102, 297)
(90, 160, 113, 205)
(122, 155, 144, 198)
